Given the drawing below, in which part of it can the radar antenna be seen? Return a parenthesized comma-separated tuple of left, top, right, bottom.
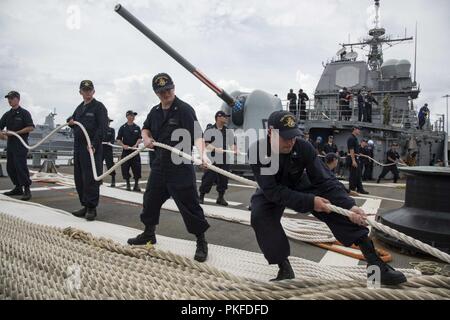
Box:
(340, 0, 413, 71)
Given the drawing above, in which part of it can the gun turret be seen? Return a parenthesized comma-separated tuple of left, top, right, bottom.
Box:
(114, 4, 242, 112)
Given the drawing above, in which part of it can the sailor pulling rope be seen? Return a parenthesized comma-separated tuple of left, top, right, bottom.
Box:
(3, 120, 450, 266)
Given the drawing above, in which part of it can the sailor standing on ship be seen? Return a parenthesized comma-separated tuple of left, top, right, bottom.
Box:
(364, 90, 378, 123)
(0, 91, 35, 201)
(102, 118, 116, 187)
(297, 89, 309, 121)
(347, 126, 369, 194)
(287, 89, 297, 115)
(377, 142, 406, 184)
(68, 80, 109, 222)
(127, 73, 211, 263)
(339, 88, 352, 121)
(117, 111, 142, 192)
(418, 103, 430, 130)
(199, 111, 237, 207)
(357, 90, 365, 122)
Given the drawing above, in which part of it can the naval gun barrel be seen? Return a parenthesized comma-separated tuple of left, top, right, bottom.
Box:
(114, 4, 240, 110)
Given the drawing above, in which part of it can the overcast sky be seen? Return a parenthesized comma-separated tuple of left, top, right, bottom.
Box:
(1, 0, 449, 133)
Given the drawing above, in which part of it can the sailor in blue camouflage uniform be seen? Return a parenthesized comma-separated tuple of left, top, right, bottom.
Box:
(249, 111, 407, 285)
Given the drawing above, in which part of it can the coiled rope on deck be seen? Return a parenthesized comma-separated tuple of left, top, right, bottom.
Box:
(4, 124, 450, 264)
(0, 213, 448, 300)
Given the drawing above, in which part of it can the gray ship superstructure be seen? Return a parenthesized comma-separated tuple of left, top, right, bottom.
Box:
(299, 0, 447, 176)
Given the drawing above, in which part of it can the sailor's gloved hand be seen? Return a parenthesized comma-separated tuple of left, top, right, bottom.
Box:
(314, 197, 331, 213)
(349, 206, 368, 226)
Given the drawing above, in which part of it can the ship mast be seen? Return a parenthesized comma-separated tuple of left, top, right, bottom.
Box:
(339, 0, 413, 71)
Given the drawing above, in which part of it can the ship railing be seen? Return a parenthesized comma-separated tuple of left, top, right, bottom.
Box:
(303, 100, 361, 122)
(285, 95, 403, 125)
(434, 115, 446, 133)
(283, 99, 317, 121)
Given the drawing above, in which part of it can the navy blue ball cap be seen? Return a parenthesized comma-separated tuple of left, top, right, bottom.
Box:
(5, 91, 20, 99)
(152, 73, 175, 93)
(80, 80, 94, 90)
(215, 111, 230, 119)
(268, 111, 301, 139)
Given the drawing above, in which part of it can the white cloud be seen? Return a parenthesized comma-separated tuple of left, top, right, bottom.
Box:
(295, 70, 317, 95)
(102, 74, 157, 129)
(216, 79, 253, 93)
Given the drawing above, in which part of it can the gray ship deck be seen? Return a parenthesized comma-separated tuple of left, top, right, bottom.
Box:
(0, 164, 443, 272)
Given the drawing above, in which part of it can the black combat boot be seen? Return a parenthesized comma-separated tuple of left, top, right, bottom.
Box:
(72, 207, 87, 218)
(358, 237, 407, 286)
(21, 186, 32, 201)
(110, 175, 116, 187)
(86, 207, 97, 221)
(127, 225, 157, 246)
(126, 179, 131, 191)
(4, 186, 23, 196)
(216, 193, 229, 206)
(270, 259, 295, 281)
(133, 179, 141, 192)
(199, 193, 205, 204)
(194, 233, 208, 262)
(358, 189, 370, 195)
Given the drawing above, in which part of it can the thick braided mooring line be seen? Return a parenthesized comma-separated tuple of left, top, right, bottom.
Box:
(326, 204, 450, 264)
(5, 124, 450, 264)
(0, 213, 448, 300)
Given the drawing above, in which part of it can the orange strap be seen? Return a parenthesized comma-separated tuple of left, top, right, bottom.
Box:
(313, 241, 392, 263)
